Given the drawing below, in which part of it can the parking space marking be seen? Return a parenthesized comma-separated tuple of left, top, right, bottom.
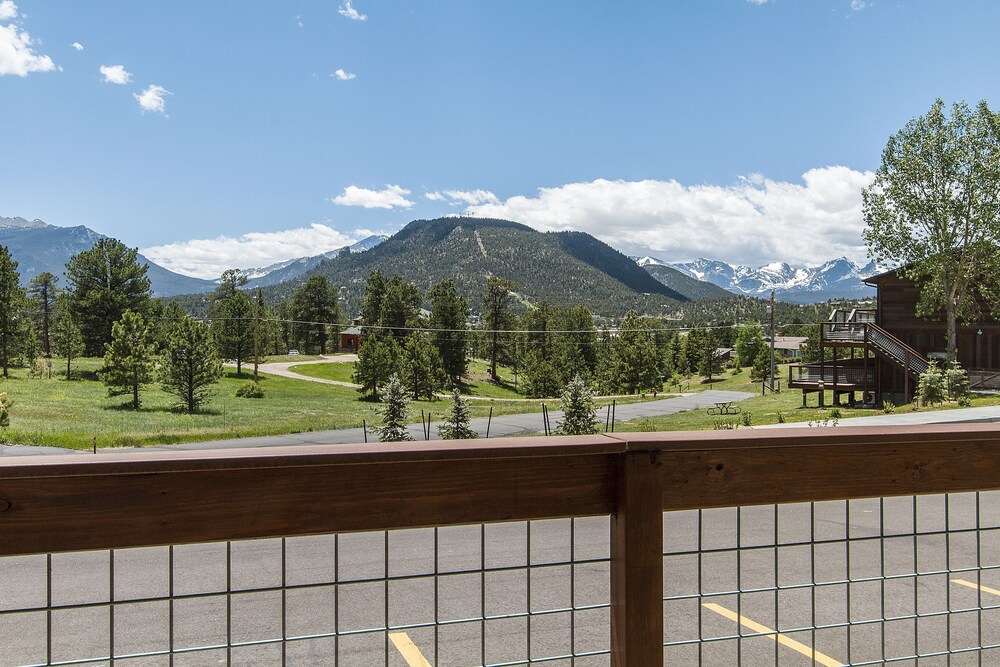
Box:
(952, 578, 1000, 597)
(702, 603, 844, 667)
(389, 632, 434, 667)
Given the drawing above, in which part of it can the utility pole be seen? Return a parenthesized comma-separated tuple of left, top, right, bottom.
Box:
(769, 289, 776, 392)
(253, 288, 262, 383)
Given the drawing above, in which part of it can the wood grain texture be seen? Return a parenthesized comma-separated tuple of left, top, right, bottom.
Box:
(611, 451, 664, 667)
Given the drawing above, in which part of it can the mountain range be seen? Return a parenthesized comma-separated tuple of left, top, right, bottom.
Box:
(241, 235, 389, 288)
(635, 256, 885, 304)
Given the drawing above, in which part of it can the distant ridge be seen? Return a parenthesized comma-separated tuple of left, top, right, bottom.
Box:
(0, 216, 217, 296)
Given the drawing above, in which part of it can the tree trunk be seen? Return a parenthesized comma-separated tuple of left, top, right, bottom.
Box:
(947, 302, 958, 362)
(133, 380, 140, 411)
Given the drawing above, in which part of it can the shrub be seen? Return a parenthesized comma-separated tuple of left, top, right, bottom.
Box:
(776, 411, 786, 423)
(0, 392, 10, 428)
(944, 361, 971, 402)
(713, 418, 739, 430)
(235, 381, 265, 399)
(828, 407, 842, 420)
(917, 362, 947, 406)
(882, 400, 896, 414)
(740, 411, 753, 427)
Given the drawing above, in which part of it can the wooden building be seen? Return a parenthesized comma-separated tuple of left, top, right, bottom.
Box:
(788, 268, 1000, 406)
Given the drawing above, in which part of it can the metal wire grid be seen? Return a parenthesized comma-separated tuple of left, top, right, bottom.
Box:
(663, 491, 1000, 665)
(0, 517, 612, 667)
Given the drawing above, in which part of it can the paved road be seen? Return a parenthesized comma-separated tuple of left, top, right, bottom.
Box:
(0, 390, 754, 456)
(2, 493, 999, 665)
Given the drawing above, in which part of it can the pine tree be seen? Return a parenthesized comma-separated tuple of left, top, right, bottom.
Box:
(290, 274, 340, 353)
(27, 272, 58, 357)
(353, 335, 399, 399)
(214, 290, 254, 375)
(556, 375, 600, 436)
(0, 246, 26, 378)
(0, 392, 11, 428)
(401, 332, 447, 400)
(438, 388, 478, 439)
(99, 310, 157, 410)
(161, 317, 223, 413)
(697, 328, 722, 381)
(375, 373, 413, 442)
(428, 279, 469, 382)
(482, 276, 518, 381)
(53, 298, 84, 380)
(65, 238, 151, 355)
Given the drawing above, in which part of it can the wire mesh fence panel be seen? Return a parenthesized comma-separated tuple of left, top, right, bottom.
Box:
(663, 491, 1000, 666)
(0, 517, 612, 667)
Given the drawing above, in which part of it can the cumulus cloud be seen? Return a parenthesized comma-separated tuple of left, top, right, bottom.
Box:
(71, 41, 84, 51)
(134, 84, 170, 114)
(332, 68, 356, 80)
(850, 0, 868, 10)
(142, 224, 372, 279)
(423, 192, 447, 202)
(338, 1, 367, 21)
(746, 0, 770, 5)
(0, 1, 16, 20)
(99, 64, 131, 84)
(460, 167, 876, 267)
(0, 23, 56, 77)
(332, 184, 414, 209)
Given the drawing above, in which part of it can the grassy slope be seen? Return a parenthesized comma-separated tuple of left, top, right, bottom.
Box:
(0, 358, 562, 450)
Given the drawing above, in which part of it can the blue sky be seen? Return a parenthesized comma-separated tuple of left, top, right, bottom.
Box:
(2, 0, 998, 277)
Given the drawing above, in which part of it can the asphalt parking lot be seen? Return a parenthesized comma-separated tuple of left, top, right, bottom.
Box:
(2, 493, 1000, 666)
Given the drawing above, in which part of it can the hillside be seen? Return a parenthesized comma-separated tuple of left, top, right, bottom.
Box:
(274, 217, 691, 316)
(0, 216, 216, 296)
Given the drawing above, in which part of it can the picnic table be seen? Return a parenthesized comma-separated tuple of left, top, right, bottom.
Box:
(707, 401, 741, 416)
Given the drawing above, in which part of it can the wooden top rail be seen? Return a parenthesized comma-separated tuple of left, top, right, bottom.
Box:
(1, 425, 1000, 556)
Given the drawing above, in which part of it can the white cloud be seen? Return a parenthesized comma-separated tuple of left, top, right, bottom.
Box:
(425, 190, 500, 206)
(338, 1, 367, 21)
(850, 0, 868, 10)
(424, 191, 447, 202)
(71, 41, 84, 51)
(99, 64, 131, 84)
(133, 84, 170, 114)
(0, 23, 56, 77)
(332, 68, 356, 81)
(462, 167, 876, 267)
(332, 184, 414, 209)
(746, 0, 770, 5)
(142, 224, 370, 279)
(0, 1, 16, 20)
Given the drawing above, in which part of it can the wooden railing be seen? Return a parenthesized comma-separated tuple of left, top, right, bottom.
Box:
(788, 363, 876, 387)
(3, 425, 1000, 665)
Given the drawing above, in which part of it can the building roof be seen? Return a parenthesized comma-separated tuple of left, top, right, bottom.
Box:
(772, 336, 808, 350)
(342, 326, 362, 336)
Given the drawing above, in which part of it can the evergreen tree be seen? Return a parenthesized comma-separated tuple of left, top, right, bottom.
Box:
(438, 388, 478, 439)
(27, 272, 58, 357)
(65, 238, 152, 355)
(697, 328, 722, 381)
(375, 373, 413, 442)
(733, 324, 765, 369)
(482, 276, 518, 381)
(380, 276, 422, 341)
(290, 274, 340, 354)
(353, 335, 398, 399)
(614, 311, 662, 394)
(521, 349, 561, 398)
(751, 345, 771, 382)
(154, 301, 189, 349)
(556, 375, 601, 436)
(401, 332, 447, 400)
(99, 310, 156, 410)
(214, 290, 254, 375)
(428, 279, 469, 382)
(0, 246, 25, 378)
(918, 362, 947, 406)
(161, 317, 223, 413)
(53, 303, 85, 380)
(359, 269, 389, 337)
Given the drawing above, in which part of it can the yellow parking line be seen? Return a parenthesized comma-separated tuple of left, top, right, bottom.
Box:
(389, 632, 434, 667)
(952, 578, 1000, 597)
(702, 603, 844, 667)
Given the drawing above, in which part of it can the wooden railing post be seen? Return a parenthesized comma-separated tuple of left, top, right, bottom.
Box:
(611, 450, 663, 666)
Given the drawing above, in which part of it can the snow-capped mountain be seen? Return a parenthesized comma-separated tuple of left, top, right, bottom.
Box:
(658, 257, 889, 303)
(242, 234, 389, 288)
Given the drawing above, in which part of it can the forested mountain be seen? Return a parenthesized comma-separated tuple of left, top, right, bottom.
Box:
(241, 234, 388, 288)
(269, 217, 696, 317)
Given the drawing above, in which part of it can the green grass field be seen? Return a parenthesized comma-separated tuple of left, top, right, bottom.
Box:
(616, 364, 1000, 432)
(0, 357, 561, 450)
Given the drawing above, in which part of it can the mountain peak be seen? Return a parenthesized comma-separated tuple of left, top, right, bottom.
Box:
(0, 216, 50, 230)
